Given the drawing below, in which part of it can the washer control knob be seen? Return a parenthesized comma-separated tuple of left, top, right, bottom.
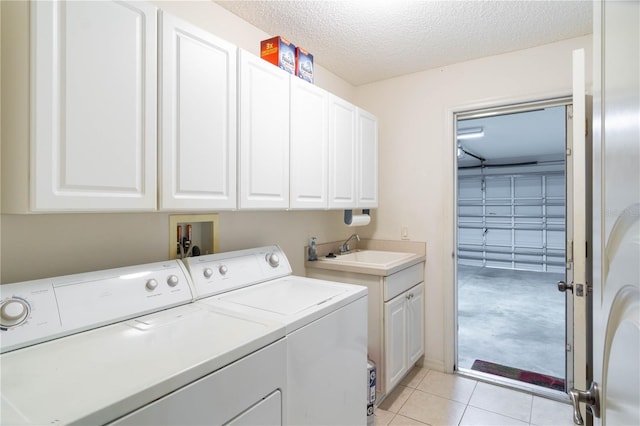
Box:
(145, 279, 158, 291)
(266, 253, 280, 267)
(0, 300, 29, 327)
(219, 265, 228, 276)
(203, 268, 214, 279)
(167, 275, 179, 287)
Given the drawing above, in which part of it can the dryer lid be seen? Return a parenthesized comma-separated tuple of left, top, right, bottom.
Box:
(217, 278, 349, 315)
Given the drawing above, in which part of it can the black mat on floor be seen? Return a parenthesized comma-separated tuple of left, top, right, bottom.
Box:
(471, 359, 565, 392)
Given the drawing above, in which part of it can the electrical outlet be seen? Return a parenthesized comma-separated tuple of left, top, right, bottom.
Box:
(401, 226, 409, 240)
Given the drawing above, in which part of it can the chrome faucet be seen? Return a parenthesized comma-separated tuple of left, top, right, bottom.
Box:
(340, 233, 360, 254)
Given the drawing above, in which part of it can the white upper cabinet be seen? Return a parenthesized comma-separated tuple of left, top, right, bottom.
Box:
(328, 95, 358, 209)
(357, 108, 379, 208)
(30, 1, 158, 211)
(238, 50, 290, 209)
(2, 1, 377, 214)
(159, 12, 237, 211)
(290, 77, 329, 209)
(328, 95, 379, 210)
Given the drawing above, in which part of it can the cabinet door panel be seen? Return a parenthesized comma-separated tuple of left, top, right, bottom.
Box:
(239, 50, 290, 209)
(32, 0, 157, 211)
(384, 294, 408, 392)
(160, 12, 236, 210)
(357, 108, 378, 208)
(407, 283, 425, 365)
(328, 95, 357, 209)
(290, 78, 328, 209)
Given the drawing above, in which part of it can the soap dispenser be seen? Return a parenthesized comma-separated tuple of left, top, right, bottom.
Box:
(308, 237, 318, 261)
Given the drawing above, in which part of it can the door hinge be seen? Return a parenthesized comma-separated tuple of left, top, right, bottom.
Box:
(566, 343, 572, 352)
(566, 147, 572, 156)
(585, 119, 589, 137)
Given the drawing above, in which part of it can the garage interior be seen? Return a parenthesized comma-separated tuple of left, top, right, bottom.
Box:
(456, 104, 568, 391)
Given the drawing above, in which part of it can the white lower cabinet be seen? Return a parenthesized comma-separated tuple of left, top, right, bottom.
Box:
(306, 260, 425, 399)
(407, 283, 426, 366)
(384, 282, 425, 392)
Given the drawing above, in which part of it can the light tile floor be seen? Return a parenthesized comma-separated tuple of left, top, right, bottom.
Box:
(375, 366, 573, 426)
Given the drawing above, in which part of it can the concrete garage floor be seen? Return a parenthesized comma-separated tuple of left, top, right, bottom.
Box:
(457, 264, 566, 381)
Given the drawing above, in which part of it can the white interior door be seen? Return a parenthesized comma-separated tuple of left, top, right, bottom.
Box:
(589, 2, 640, 426)
(568, 48, 589, 416)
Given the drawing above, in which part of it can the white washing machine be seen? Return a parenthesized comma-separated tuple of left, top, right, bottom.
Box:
(183, 245, 368, 426)
(0, 260, 286, 425)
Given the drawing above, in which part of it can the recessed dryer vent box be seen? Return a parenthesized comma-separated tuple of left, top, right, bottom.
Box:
(169, 214, 219, 259)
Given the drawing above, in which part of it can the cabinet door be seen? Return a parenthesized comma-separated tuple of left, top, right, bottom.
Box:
(384, 293, 408, 392)
(159, 12, 237, 210)
(32, 1, 157, 211)
(238, 50, 290, 209)
(407, 282, 425, 366)
(357, 108, 379, 208)
(290, 77, 329, 209)
(328, 95, 357, 209)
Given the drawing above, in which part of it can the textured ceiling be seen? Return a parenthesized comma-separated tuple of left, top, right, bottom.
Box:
(215, 0, 592, 86)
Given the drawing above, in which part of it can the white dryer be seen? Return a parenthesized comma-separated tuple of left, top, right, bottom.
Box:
(0, 260, 286, 425)
(183, 245, 368, 426)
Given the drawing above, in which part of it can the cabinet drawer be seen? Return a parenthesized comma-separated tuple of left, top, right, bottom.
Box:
(384, 263, 424, 301)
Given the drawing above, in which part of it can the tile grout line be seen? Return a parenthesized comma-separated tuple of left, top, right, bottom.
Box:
(382, 366, 572, 426)
(459, 379, 476, 425)
(528, 393, 534, 426)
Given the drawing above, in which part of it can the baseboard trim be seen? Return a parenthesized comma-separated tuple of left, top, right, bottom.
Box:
(423, 358, 446, 372)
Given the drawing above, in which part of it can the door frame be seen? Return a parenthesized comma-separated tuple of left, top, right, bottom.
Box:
(448, 96, 575, 397)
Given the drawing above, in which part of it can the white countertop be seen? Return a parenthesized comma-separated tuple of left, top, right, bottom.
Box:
(305, 240, 426, 276)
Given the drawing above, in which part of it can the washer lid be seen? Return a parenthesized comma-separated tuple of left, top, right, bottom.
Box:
(218, 278, 349, 315)
(0, 304, 285, 426)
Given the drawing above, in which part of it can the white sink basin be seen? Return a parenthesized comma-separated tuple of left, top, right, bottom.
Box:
(321, 250, 414, 267)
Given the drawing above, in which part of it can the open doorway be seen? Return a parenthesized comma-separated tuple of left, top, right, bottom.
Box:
(455, 99, 572, 395)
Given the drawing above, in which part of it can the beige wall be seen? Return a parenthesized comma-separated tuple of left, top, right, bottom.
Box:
(152, 0, 356, 101)
(0, 210, 364, 283)
(0, 0, 360, 283)
(0, 0, 593, 373)
(355, 35, 592, 370)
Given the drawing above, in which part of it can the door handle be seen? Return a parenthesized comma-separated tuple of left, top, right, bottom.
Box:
(569, 382, 600, 425)
(558, 280, 574, 293)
